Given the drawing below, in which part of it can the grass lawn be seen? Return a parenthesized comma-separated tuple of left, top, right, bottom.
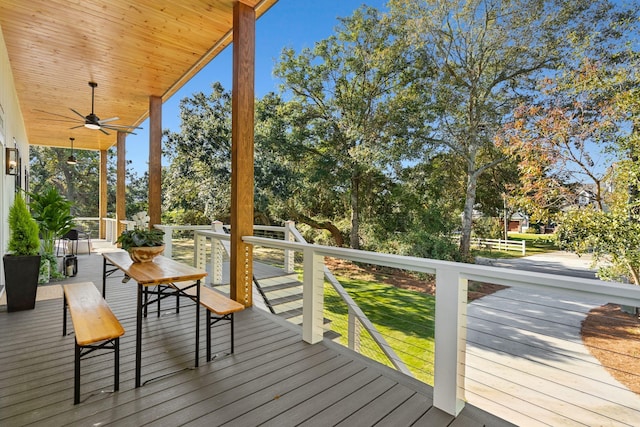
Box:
(324, 275, 436, 385)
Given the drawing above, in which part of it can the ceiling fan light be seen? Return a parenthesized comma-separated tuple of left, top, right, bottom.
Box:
(84, 123, 100, 130)
(67, 136, 77, 165)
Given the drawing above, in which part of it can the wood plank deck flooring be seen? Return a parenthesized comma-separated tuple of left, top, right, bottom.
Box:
(0, 246, 512, 426)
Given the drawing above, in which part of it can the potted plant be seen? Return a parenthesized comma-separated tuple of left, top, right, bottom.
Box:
(3, 192, 41, 311)
(116, 211, 165, 262)
(29, 186, 74, 281)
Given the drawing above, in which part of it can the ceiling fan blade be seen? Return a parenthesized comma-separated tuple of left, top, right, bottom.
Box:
(98, 116, 120, 124)
(34, 109, 81, 122)
(102, 123, 143, 129)
(69, 124, 85, 130)
(102, 125, 138, 135)
(70, 108, 87, 120)
(99, 128, 110, 135)
(40, 118, 79, 123)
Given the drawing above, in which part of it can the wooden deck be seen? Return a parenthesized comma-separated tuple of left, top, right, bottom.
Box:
(0, 247, 512, 426)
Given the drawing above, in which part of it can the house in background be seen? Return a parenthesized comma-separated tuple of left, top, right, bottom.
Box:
(508, 211, 529, 233)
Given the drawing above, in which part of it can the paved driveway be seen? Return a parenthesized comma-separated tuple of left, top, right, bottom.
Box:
(466, 252, 640, 426)
(478, 251, 598, 279)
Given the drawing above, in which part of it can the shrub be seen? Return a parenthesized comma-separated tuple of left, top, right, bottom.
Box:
(7, 192, 40, 256)
(393, 230, 463, 262)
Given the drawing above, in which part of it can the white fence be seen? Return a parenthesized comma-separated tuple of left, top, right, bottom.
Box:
(470, 237, 526, 255)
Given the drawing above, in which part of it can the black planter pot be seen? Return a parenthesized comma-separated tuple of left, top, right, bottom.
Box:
(3, 255, 41, 312)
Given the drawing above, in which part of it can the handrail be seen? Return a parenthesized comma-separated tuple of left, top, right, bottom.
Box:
(241, 236, 640, 306)
(192, 227, 640, 416)
(154, 224, 216, 258)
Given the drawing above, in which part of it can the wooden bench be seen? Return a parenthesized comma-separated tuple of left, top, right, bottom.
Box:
(62, 282, 125, 404)
(184, 285, 245, 361)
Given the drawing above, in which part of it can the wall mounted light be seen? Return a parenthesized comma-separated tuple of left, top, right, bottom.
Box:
(5, 147, 17, 175)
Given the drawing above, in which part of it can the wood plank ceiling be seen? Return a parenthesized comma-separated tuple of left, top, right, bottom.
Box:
(0, 0, 278, 151)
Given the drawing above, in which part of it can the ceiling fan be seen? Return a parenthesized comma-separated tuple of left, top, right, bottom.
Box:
(37, 81, 142, 135)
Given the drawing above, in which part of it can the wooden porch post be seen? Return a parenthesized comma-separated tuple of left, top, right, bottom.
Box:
(99, 149, 108, 239)
(148, 95, 162, 228)
(116, 131, 127, 237)
(230, 1, 255, 307)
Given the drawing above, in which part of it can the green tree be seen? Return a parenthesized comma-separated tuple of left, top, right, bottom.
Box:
(163, 84, 297, 226)
(274, 6, 429, 249)
(29, 146, 99, 216)
(163, 83, 232, 222)
(389, 0, 631, 256)
(556, 54, 640, 284)
(104, 147, 149, 219)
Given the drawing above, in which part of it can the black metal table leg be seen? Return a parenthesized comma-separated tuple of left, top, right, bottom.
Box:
(206, 311, 212, 362)
(157, 285, 161, 318)
(143, 287, 148, 318)
(135, 283, 142, 388)
(195, 279, 200, 367)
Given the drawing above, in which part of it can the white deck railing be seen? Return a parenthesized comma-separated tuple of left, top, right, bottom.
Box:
(235, 236, 640, 419)
(194, 223, 413, 376)
(128, 222, 640, 424)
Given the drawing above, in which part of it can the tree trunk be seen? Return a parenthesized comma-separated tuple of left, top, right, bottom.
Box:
(460, 170, 479, 258)
(288, 211, 344, 247)
(350, 173, 360, 250)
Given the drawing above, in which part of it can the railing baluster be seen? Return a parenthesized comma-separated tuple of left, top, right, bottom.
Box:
(158, 225, 173, 258)
(211, 222, 225, 284)
(195, 233, 207, 270)
(284, 220, 296, 273)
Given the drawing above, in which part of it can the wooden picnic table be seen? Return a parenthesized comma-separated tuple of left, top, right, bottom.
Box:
(102, 251, 207, 387)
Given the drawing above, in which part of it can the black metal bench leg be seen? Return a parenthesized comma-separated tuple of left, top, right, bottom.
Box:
(63, 294, 68, 336)
(114, 338, 120, 392)
(102, 257, 106, 298)
(206, 311, 212, 362)
(230, 313, 234, 354)
(74, 342, 81, 405)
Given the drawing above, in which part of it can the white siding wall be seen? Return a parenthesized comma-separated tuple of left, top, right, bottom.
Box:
(0, 24, 31, 287)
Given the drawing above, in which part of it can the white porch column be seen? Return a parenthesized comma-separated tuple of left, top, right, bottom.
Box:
(302, 246, 324, 344)
(433, 267, 467, 416)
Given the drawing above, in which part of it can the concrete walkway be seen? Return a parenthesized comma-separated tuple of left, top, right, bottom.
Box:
(466, 251, 640, 426)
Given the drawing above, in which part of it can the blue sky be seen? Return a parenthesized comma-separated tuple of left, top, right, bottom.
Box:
(125, 0, 388, 173)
